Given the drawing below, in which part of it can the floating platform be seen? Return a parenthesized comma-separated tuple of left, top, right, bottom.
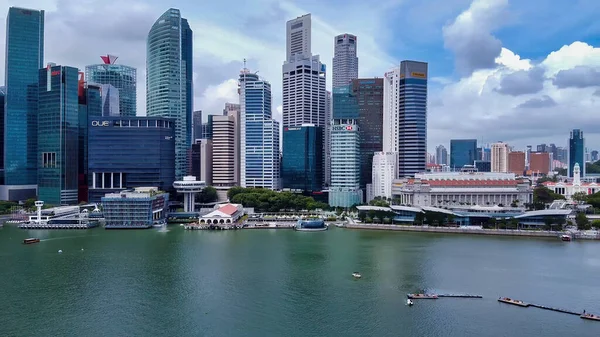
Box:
(581, 313, 600, 321)
(407, 294, 438, 299)
(498, 298, 530, 307)
(408, 293, 483, 299)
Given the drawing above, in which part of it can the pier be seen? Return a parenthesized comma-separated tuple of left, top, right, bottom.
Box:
(438, 294, 483, 298)
(408, 293, 483, 299)
(498, 297, 587, 317)
(19, 223, 98, 229)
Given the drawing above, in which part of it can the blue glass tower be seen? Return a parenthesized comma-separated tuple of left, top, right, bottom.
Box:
(568, 129, 585, 177)
(239, 70, 280, 189)
(282, 126, 323, 192)
(78, 81, 102, 202)
(85, 56, 136, 117)
(450, 139, 477, 169)
(37, 65, 80, 205)
(146, 8, 193, 180)
(4, 7, 44, 187)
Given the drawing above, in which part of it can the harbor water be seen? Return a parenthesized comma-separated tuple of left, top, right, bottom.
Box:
(1, 225, 599, 336)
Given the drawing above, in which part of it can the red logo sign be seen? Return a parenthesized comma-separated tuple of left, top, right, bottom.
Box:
(51, 71, 60, 76)
(346, 125, 353, 130)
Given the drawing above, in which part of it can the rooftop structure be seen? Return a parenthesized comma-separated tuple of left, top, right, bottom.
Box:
(173, 176, 206, 213)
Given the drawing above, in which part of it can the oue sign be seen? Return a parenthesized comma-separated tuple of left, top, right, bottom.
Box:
(91, 121, 109, 127)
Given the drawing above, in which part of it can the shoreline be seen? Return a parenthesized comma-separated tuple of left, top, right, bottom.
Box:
(343, 224, 600, 240)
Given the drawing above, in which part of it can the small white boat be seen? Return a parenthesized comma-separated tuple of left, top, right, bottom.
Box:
(352, 272, 361, 278)
(560, 234, 572, 241)
(407, 299, 414, 306)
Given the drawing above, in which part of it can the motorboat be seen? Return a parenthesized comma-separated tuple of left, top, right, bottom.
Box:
(23, 238, 40, 244)
(352, 272, 362, 279)
(407, 299, 414, 306)
(560, 234, 572, 242)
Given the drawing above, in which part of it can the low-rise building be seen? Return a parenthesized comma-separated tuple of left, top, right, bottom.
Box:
(101, 187, 169, 229)
(199, 203, 244, 226)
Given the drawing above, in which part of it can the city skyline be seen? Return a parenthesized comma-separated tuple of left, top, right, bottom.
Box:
(0, 0, 598, 152)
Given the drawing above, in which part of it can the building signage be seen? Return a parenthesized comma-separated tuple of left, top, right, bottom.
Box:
(332, 125, 356, 132)
(91, 121, 109, 127)
(411, 72, 426, 78)
(285, 127, 301, 131)
(51, 70, 60, 76)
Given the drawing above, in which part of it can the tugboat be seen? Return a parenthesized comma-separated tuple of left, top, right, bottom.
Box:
(560, 234, 572, 242)
(23, 238, 40, 244)
(407, 299, 414, 306)
(352, 272, 362, 279)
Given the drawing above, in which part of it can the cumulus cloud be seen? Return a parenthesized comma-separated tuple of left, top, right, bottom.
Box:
(442, 0, 508, 76)
(516, 95, 556, 109)
(553, 66, 600, 89)
(495, 67, 545, 96)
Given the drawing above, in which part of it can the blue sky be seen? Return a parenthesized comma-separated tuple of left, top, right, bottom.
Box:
(1, 0, 600, 154)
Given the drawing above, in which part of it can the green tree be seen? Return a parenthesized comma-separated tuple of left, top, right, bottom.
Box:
(571, 192, 588, 203)
(576, 212, 591, 230)
(543, 217, 553, 231)
(533, 186, 565, 205)
(591, 219, 600, 229)
(227, 186, 246, 200)
(197, 186, 218, 203)
(557, 168, 567, 176)
(414, 212, 424, 225)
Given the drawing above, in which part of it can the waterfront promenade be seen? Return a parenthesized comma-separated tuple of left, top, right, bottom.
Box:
(343, 222, 600, 240)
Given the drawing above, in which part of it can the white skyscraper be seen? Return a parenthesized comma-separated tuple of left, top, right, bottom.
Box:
(286, 14, 311, 62)
(491, 142, 509, 173)
(329, 122, 362, 207)
(332, 34, 358, 88)
(372, 152, 398, 199)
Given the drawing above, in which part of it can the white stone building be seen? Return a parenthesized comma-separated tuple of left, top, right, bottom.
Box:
(371, 152, 398, 200)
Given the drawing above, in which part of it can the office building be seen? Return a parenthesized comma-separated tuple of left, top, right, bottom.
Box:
(592, 150, 599, 162)
(78, 79, 102, 202)
(329, 122, 361, 207)
(239, 70, 280, 190)
(102, 187, 169, 229)
(491, 142, 509, 173)
(0, 86, 5, 174)
(87, 117, 175, 203)
(85, 55, 135, 117)
(193, 110, 202, 141)
(474, 160, 491, 172)
(212, 113, 239, 199)
(286, 14, 311, 61)
(199, 139, 213, 185)
(2, 7, 44, 199)
(450, 139, 477, 169)
(282, 125, 323, 192)
(508, 151, 526, 175)
(383, 61, 428, 177)
(371, 152, 397, 200)
(37, 65, 80, 205)
(147, 8, 193, 180)
(324, 90, 332, 186)
(436, 145, 448, 165)
(98, 84, 119, 117)
(332, 34, 358, 88)
(568, 129, 585, 177)
(352, 79, 384, 191)
(529, 152, 550, 175)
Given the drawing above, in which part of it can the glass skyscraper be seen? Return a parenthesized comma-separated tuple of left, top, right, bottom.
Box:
(4, 7, 44, 187)
(450, 139, 477, 169)
(239, 70, 280, 190)
(78, 82, 102, 202)
(85, 56, 136, 117)
(37, 65, 80, 205)
(146, 8, 193, 180)
(282, 126, 323, 192)
(568, 129, 585, 177)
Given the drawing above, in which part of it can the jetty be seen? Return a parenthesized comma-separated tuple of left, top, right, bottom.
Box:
(498, 297, 595, 318)
(408, 293, 483, 300)
(19, 223, 98, 229)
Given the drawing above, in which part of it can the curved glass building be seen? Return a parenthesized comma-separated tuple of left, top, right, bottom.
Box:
(85, 58, 136, 117)
(146, 8, 193, 180)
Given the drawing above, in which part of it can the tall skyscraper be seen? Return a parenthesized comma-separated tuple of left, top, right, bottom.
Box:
(353, 78, 384, 191)
(568, 129, 585, 177)
(436, 145, 448, 165)
(450, 139, 477, 169)
(383, 61, 428, 178)
(491, 142, 509, 173)
(78, 77, 102, 202)
(282, 125, 323, 192)
(282, 14, 326, 191)
(0, 86, 5, 173)
(332, 34, 358, 88)
(85, 55, 136, 117)
(4, 7, 44, 193)
(324, 90, 332, 186)
(239, 69, 280, 190)
(37, 65, 80, 205)
(147, 8, 193, 180)
(212, 113, 239, 200)
(193, 110, 202, 141)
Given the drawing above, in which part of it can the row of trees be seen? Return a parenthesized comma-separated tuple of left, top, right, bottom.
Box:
(226, 187, 328, 212)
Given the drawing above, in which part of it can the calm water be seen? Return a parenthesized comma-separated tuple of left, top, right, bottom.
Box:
(1, 225, 599, 336)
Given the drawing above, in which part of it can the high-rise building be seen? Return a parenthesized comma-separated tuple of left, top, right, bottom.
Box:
(508, 151, 526, 175)
(474, 160, 491, 172)
(147, 8, 193, 180)
(353, 78, 384, 191)
(332, 34, 358, 88)
(491, 142, 509, 173)
(199, 139, 213, 185)
(37, 65, 80, 205)
(324, 90, 332, 186)
(282, 125, 323, 192)
(372, 152, 397, 200)
(383, 61, 428, 177)
(99, 84, 120, 117)
(592, 150, 599, 162)
(286, 14, 311, 62)
(223, 103, 240, 116)
(529, 152, 550, 175)
(85, 55, 136, 117)
(537, 144, 548, 153)
(450, 139, 477, 169)
(78, 78, 102, 202)
(568, 129, 585, 177)
(239, 69, 280, 190)
(3, 7, 44, 196)
(329, 122, 361, 207)
(436, 145, 448, 165)
(193, 110, 202, 141)
(0, 86, 5, 174)
(212, 113, 239, 199)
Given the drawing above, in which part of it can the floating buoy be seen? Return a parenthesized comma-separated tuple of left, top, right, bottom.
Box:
(81, 248, 84, 251)
(58, 250, 63, 253)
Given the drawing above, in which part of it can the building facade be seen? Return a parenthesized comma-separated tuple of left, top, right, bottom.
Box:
(87, 117, 175, 203)
(491, 142, 509, 173)
(212, 114, 239, 196)
(4, 7, 44, 194)
(392, 172, 532, 207)
(99, 84, 120, 117)
(282, 125, 323, 192)
(436, 145, 448, 165)
(508, 151, 526, 175)
(239, 70, 280, 190)
(383, 61, 428, 177)
(85, 55, 136, 117)
(332, 34, 358, 88)
(286, 14, 311, 62)
(146, 8, 193, 180)
(568, 129, 585, 177)
(371, 152, 398, 200)
(193, 110, 202, 141)
(529, 152, 550, 175)
(37, 65, 80, 205)
(102, 188, 169, 229)
(78, 80, 102, 202)
(450, 139, 476, 169)
(329, 122, 361, 207)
